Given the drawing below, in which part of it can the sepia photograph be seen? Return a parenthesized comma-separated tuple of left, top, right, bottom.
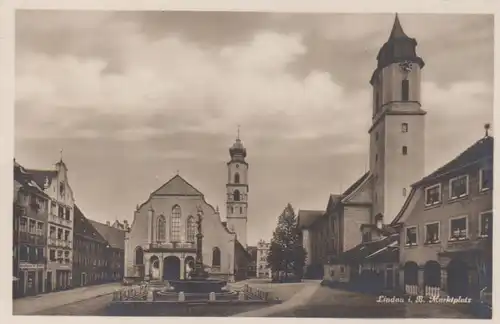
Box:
(11, 7, 493, 319)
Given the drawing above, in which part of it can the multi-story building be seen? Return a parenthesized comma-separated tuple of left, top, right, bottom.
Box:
(13, 161, 49, 297)
(73, 206, 110, 286)
(394, 132, 493, 298)
(256, 239, 271, 279)
(90, 220, 126, 281)
(26, 158, 75, 292)
(247, 246, 257, 277)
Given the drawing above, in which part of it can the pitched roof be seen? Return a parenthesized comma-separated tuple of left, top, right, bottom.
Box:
(337, 234, 399, 263)
(414, 136, 493, 186)
(24, 169, 58, 189)
(13, 163, 50, 198)
(297, 210, 324, 229)
(342, 172, 370, 198)
(152, 174, 203, 197)
(88, 219, 125, 250)
(74, 206, 107, 243)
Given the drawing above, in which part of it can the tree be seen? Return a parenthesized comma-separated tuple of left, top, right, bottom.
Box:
(267, 203, 307, 281)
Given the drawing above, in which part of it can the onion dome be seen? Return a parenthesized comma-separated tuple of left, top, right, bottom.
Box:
(229, 137, 247, 160)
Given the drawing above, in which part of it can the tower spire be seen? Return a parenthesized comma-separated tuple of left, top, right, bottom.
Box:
(389, 13, 408, 39)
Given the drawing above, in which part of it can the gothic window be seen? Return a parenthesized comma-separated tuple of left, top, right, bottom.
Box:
(234, 172, 240, 184)
(402, 146, 408, 155)
(402, 80, 409, 101)
(233, 190, 240, 201)
(170, 205, 181, 242)
(186, 216, 196, 242)
(157, 215, 166, 242)
(212, 247, 221, 267)
(135, 247, 143, 265)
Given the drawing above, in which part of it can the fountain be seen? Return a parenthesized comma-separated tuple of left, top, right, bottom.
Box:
(167, 206, 227, 294)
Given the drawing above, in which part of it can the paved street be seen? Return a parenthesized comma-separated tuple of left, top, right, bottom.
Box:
(270, 286, 476, 318)
(13, 282, 121, 315)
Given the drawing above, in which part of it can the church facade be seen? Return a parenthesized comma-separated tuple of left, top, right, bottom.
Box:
(124, 137, 250, 282)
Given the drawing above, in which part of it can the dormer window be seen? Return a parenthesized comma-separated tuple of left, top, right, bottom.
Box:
(479, 168, 492, 191)
(425, 184, 441, 206)
(449, 175, 468, 199)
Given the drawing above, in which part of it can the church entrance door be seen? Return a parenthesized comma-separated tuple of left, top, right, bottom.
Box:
(163, 256, 181, 281)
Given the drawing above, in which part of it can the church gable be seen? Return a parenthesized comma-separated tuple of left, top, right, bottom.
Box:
(341, 174, 373, 205)
(153, 175, 204, 197)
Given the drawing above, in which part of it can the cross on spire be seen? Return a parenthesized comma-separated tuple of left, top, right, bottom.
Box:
(237, 125, 240, 140)
(485, 123, 491, 137)
(59, 148, 63, 162)
(176, 169, 180, 175)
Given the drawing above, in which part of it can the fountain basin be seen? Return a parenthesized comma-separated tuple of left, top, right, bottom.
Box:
(168, 279, 227, 294)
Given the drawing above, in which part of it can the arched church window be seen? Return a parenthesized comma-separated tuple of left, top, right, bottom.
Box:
(212, 247, 221, 267)
(157, 215, 166, 242)
(186, 216, 196, 243)
(402, 123, 408, 133)
(170, 205, 181, 242)
(234, 173, 240, 184)
(233, 190, 240, 201)
(135, 246, 144, 265)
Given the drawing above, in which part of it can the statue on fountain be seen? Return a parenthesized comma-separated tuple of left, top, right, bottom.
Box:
(191, 205, 209, 279)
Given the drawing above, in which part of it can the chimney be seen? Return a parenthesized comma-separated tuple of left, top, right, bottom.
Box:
(106, 221, 110, 226)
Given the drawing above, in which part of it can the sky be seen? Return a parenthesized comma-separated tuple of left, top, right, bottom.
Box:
(14, 11, 493, 245)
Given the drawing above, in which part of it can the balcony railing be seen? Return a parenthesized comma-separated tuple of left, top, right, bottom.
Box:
(48, 237, 72, 249)
(49, 214, 72, 227)
(19, 256, 47, 264)
(19, 232, 46, 246)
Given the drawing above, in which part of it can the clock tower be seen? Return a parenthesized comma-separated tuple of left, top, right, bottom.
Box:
(226, 128, 249, 248)
(369, 14, 426, 223)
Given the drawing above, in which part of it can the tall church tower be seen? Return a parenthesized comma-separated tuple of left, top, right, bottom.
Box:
(226, 129, 249, 248)
(369, 14, 426, 224)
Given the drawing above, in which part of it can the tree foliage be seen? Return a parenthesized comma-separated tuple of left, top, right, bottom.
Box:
(267, 203, 307, 280)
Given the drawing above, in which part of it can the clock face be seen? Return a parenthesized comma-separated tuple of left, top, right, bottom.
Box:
(399, 61, 413, 73)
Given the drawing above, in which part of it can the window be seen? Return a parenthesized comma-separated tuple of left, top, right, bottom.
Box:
(37, 222, 43, 235)
(449, 216, 467, 241)
(402, 123, 408, 133)
(402, 146, 408, 155)
(64, 230, 70, 241)
(186, 216, 196, 242)
(234, 173, 240, 184)
(20, 217, 27, 231)
(425, 222, 440, 244)
(157, 215, 166, 242)
(230, 207, 234, 214)
(51, 201, 57, 215)
(480, 168, 493, 191)
(29, 219, 36, 233)
(425, 184, 441, 206)
(233, 190, 240, 201)
(340, 266, 345, 273)
(405, 226, 417, 246)
(402, 80, 409, 101)
(57, 228, 63, 240)
(449, 175, 468, 199)
(65, 208, 71, 221)
(212, 247, 221, 267)
(49, 249, 56, 261)
(479, 211, 492, 237)
(170, 205, 181, 242)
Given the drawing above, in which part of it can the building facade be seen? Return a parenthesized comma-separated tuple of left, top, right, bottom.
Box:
(89, 219, 126, 281)
(394, 134, 493, 298)
(256, 239, 271, 278)
(26, 159, 76, 292)
(73, 206, 110, 287)
(13, 162, 49, 297)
